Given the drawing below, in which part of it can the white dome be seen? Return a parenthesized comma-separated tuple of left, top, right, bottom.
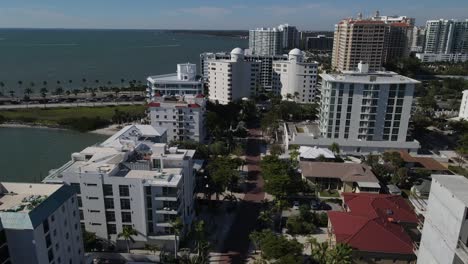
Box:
(288, 48, 302, 56)
(231, 47, 244, 55)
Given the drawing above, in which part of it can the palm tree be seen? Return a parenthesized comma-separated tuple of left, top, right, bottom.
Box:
(40, 87, 48, 108)
(326, 243, 353, 264)
(309, 237, 329, 264)
(17, 80, 23, 90)
(0, 82, 5, 96)
(9, 90, 15, 98)
(42, 80, 48, 87)
(144, 243, 159, 256)
(170, 217, 183, 259)
(329, 142, 340, 156)
(117, 226, 138, 253)
(120, 78, 125, 88)
(55, 87, 64, 98)
(113, 87, 121, 98)
(24, 88, 33, 99)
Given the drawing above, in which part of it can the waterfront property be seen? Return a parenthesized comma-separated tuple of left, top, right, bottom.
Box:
(300, 162, 381, 193)
(149, 94, 206, 143)
(43, 127, 197, 251)
(417, 174, 468, 264)
(0, 183, 83, 264)
(327, 193, 419, 263)
(146, 63, 203, 100)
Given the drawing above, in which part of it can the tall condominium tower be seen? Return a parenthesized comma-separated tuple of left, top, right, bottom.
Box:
(331, 17, 388, 72)
(249, 28, 283, 56)
(278, 24, 299, 50)
(424, 19, 468, 54)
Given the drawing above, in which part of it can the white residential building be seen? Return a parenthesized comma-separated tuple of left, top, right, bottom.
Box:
(370, 11, 415, 26)
(147, 63, 203, 99)
(205, 48, 260, 104)
(149, 95, 206, 142)
(424, 19, 468, 54)
(272, 49, 319, 103)
(417, 174, 468, 264)
(416, 53, 468, 63)
(43, 132, 196, 251)
(0, 183, 84, 264)
(288, 62, 420, 154)
(459, 90, 468, 120)
(249, 27, 283, 56)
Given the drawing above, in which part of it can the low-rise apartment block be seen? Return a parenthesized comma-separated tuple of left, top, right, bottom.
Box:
(44, 129, 197, 251)
(0, 183, 84, 264)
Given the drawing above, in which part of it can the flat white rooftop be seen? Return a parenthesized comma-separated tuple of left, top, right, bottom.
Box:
(432, 174, 468, 206)
(125, 168, 182, 187)
(0, 183, 62, 213)
(320, 72, 420, 84)
(147, 74, 201, 84)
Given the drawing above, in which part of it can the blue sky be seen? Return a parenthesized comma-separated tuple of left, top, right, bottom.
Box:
(0, 0, 467, 30)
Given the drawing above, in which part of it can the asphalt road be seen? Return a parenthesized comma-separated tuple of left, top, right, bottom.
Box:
(218, 128, 266, 264)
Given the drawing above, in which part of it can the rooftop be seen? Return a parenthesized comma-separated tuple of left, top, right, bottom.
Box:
(0, 183, 62, 213)
(328, 193, 418, 255)
(299, 146, 335, 160)
(147, 73, 201, 84)
(300, 162, 379, 183)
(432, 174, 468, 206)
(395, 150, 448, 171)
(320, 71, 420, 84)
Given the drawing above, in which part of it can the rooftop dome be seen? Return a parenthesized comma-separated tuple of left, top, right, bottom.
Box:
(289, 48, 303, 56)
(231, 47, 244, 55)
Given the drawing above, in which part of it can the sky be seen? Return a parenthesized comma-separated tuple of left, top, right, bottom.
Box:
(0, 0, 467, 30)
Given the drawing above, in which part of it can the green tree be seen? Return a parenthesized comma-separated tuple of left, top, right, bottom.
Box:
(249, 230, 303, 262)
(326, 243, 353, 264)
(83, 230, 100, 252)
(270, 144, 283, 156)
(170, 217, 183, 259)
(117, 226, 138, 253)
(329, 142, 340, 156)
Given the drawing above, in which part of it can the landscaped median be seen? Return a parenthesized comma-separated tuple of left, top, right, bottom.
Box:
(0, 105, 146, 132)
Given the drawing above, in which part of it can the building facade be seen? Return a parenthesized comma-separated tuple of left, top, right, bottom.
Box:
(332, 18, 388, 72)
(249, 28, 283, 56)
(278, 24, 299, 50)
(149, 95, 206, 143)
(424, 19, 468, 54)
(147, 63, 203, 99)
(312, 62, 420, 153)
(272, 49, 319, 103)
(416, 53, 468, 63)
(459, 90, 468, 120)
(204, 48, 260, 104)
(0, 183, 84, 264)
(306, 35, 334, 51)
(417, 174, 468, 264)
(43, 134, 196, 251)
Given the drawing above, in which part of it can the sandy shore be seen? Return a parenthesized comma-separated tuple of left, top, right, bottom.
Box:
(89, 124, 123, 136)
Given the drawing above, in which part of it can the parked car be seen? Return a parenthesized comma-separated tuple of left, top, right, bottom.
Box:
(292, 201, 300, 210)
(310, 198, 321, 210)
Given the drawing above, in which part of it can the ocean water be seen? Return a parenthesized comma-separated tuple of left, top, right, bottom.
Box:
(0, 29, 247, 93)
(0, 127, 107, 183)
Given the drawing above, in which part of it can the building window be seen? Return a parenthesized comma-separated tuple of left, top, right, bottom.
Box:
(48, 248, 54, 263)
(104, 198, 114, 209)
(145, 186, 152, 195)
(103, 184, 113, 196)
(119, 185, 130, 197)
(46, 234, 52, 248)
(43, 219, 50, 233)
(78, 196, 82, 207)
(120, 199, 131, 210)
(71, 183, 81, 194)
(121, 212, 132, 223)
(105, 211, 116, 222)
(88, 197, 99, 200)
(147, 209, 153, 221)
(79, 210, 84, 220)
(107, 224, 117, 235)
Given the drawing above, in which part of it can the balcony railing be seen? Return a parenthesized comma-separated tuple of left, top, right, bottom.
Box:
(457, 239, 468, 260)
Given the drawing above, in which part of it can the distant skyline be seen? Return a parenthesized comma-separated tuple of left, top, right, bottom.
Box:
(0, 0, 467, 30)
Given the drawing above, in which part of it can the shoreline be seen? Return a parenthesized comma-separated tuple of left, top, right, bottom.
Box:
(0, 122, 120, 136)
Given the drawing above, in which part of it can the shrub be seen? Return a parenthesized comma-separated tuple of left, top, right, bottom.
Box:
(58, 117, 111, 132)
(0, 115, 6, 124)
(313, 212, 329, 227)
(286, 215, 316, 235)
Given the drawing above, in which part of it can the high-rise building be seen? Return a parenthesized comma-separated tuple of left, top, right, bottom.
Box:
(147, 63, 203, 99)
(278, 24, 299, 50)
(272, 49, 319, 103)
(386, 23, 413, 62)
(43, 134, 197, 251)
(249, 28, 283, 56)
(205, 48, 260, 104)
(424, 19, 468, 54)
(459, 90, 468, 120)
(149, 95, 207, 143)
(314, 62, 420, 153)
(417, 174, 468, 264)
(411, 26, 426, 52)
(306, 35, 334, 51)
(331, 17, 388, 72)
(0, 183, 84, 264)
(370, 10, 415, 26)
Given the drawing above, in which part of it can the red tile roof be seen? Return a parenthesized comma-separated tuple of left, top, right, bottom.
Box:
(195, 94, 205, 98)
(147, 102, 160, 107)
(328, 193, 418, 255)
(188, 103, 200, 108)
(396, 151, 448, 171)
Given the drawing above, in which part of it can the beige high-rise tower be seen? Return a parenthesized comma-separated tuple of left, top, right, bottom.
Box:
(331, 16, 388, 72)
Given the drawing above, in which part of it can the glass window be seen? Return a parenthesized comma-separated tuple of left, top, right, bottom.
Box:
(103, 184, 113, 196)
(121, 212, 132, 223)
(70, 183, 81, 194)
(104, 198, 114, 209)
(119, 185, 130, 196)
(43, 219, 50, 233)
(120, 199, 131, 210)
(107, 224, 117, 235)
(147, 209, 153, 221)
(145, 186, 151, 195)
(105, 211, 115, 222)
(48, 248, 54, 263)
(46, 234, 52, 248)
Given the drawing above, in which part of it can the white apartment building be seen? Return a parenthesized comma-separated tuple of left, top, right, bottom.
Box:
(424, 19, 468, 54)
(417, 174, 468, 264)
(205, 48, 260, 104)
(249, 27, 283, 56)
(370, 11, 415, 26)
(459, 90, 468, 120)
(272, 49, 319, 103)
(149, 95, 206, 142)
(0, 183, 84, 264)
(290, 62, 420, 154)
(416, 53, 468, 63)
(43, 131, 196, 251)
(147, 63, 203, 99)
(200, 50, 288, 93)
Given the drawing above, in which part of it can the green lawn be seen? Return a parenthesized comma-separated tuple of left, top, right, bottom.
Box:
(319, 190, 340, 198)
(449, 165, 468, 177)
(0, 105, 146, 125)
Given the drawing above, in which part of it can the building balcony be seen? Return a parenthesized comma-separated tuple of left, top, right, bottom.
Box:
(456, 240, 468, 260)
(154, 190, 181, 201)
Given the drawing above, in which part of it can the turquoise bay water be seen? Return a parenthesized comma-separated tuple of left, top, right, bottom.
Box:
(0, 29, 247, 92)
(0, 127, 107, 183)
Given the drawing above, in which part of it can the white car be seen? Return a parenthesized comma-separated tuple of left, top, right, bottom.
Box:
(292, 201, 300, 210)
